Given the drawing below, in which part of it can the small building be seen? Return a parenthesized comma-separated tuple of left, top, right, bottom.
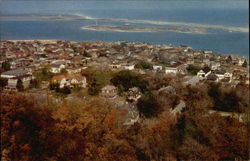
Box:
(153, 65, 163, 71)
(109, 62, 121, 69)
(51, 74, 87, 88)
(99, 85, 117, 98)
(66, 67, 87, 74)
(197, 67, 211, 78)
(50, 63, 65, 73)
(1, 69, 32, 91)
(165, 67, 178, 75)
(124, 63, 135, 70)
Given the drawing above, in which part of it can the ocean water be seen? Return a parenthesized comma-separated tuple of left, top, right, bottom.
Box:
(0, 0, 249, 57)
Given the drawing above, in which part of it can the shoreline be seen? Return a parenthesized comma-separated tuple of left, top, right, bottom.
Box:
(1, 15, 248, 33)
(80, 25, 209, 34)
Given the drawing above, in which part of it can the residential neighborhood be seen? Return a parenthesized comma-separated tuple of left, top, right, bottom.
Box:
(0, 40, 248, 91)
(1, 40, 249, 161)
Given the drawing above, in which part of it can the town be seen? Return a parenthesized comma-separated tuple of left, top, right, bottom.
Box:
(0, 40, 248, 91)
(1, 40, 249, 161)
(1, 39, 249, 123)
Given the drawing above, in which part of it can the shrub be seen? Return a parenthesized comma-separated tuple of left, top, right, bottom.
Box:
(135, 61, 153, 70)
(137, 92, 159, 118)
(111, 70, 148, 93)
(186, 65, 201, 75)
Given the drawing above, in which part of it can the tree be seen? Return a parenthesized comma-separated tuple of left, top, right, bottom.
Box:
(83, 50, 91, 57)
(17, 79, 24, 91)
(49, 82, 60, 91)
(0, 78, 8, 89)
(34, 66, 54, 82)
(137, 92, 159, 118)
(29, 79, 40, 88)
(226, 56, 232, 64)
(135, 61, 153, 70)
(242, 60, 247, 67)
(59, 86, 71, 94)
(186, 65, 201, 75)
(1, 61, 11, 71)
(111, 70, 148, 93)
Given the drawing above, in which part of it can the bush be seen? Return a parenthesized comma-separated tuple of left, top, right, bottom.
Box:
(186, 65, 201, 75)
(111, 70, 148, 93)
(17, 79, 24, 91)
(0, 78, 8, 89)
(49, 82, 60, 91)
(59, 86, 71, 94)
(30, 79, 40, 88)
(135, 61, 153, 70)
(207, 83, 248, 113)
(34, 66, 54, 81)
(137, 92, 159, 118)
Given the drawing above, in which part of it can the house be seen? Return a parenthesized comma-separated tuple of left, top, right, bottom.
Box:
(197, 67, 211, 78)
(165, 67, 178, 75)
(213, 70, 226, 80)
(153, 65, 163, 71)
(1, 69, 29, 78)
(1, 69, 32, 90)
(227, 55, 246, 66)
(124, 63, 135, 70)
(127, 87, 141, 102)
(210, 61, 221, 70)
(50, 63, 66, 73)
(110, 61, 121, 69)
(99, 85, 117, 98)
(66, 67, 87, 74)
(51, 74, 87, 88)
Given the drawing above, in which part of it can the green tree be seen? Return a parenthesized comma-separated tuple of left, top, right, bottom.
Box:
(1, 61, 11, 71)
(242, 60, 247, 67)
(83, 50, 91, 57)
(186, 65, 201, 75)
(29, 79, 40, 89)
(111, 70, 148, 93)
(34, 66, 54, 81)
(135, 61, 153, 70)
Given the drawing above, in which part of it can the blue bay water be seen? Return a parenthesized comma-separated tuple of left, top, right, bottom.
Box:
(0, 0, 249, 57)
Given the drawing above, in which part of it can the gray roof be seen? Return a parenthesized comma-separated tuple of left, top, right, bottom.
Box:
(1, 69, 28, 77)
(171, 100, 186, 114)
(102, 85, 116, 91)
(158, 86, 176, 94)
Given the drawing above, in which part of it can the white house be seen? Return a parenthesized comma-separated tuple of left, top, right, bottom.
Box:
(210, 62, 221, 70)
(50, 64, 65, 73)
(51, 74, 87, 88)
(153, 65, 163, 71)
(197, 67, 211, 78)
(124, 63, 135, 70)
(1, 69, 32, 90)
(165, 67, 178, 75)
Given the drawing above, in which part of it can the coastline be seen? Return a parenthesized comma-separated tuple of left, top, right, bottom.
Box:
(1, 15, 248, 33)
(1, 39, 247, 58)
(80, 25, 209, 34)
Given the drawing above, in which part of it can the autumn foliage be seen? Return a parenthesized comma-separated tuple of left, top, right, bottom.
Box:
(0, 80, 249, 161)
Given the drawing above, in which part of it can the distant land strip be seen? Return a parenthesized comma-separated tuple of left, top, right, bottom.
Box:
(1, 14, 248, 33)
(81, 25, 209, 34)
